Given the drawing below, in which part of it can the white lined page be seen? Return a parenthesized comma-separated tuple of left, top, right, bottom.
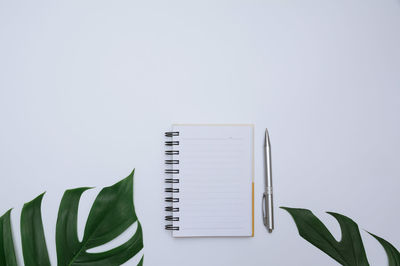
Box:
(172, 125, 253, 237)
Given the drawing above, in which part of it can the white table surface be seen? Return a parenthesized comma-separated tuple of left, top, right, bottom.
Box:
(1, 1, 400, 265)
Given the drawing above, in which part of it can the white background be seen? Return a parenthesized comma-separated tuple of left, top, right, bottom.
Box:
(1, 0, 399, 265)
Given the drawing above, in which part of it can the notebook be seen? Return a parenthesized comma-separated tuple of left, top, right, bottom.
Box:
(164, 124, 254, 237)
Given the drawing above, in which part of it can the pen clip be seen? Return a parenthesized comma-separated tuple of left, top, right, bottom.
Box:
(262, 193, 267, 226)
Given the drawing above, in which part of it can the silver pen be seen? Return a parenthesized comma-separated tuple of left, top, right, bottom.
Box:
(262, 128, 274, 232)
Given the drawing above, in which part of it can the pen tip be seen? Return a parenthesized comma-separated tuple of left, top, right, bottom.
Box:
(265, 128, 270, 146)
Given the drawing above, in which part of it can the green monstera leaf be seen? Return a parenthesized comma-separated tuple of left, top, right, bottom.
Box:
(368, 232, 400, 266)
(21, 193, 51, 266)
(56, 170, 143, 265)
(282, 207, 400, 266)
(0, 210, 17, 266)
(0, 170, 143, 266)
(281, 207, 369, 266)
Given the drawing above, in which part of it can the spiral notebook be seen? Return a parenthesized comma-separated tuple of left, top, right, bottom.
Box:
(164, 124, 254, 237)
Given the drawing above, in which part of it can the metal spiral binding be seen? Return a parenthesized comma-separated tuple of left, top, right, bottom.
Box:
(165, 150, 179, 155)
(165, 188, 179, 193)
(165, 216, 179, 221)
(165, 160, 179, 164)
(165, 225, 179, 231)
(165, 132, 179, 137)
(165, 197, 179, 202)
(165, 178, 179, 183)
(165, 169, 179, 174)
(165, 141, 179, 146)
(165, 131, 180, 231)
(165, 207, 179, 212)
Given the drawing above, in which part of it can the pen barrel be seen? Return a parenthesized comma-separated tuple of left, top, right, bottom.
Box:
(265, 146, 273, 187)
(265, 188, 274, 231)
(264, 129, 274, 232)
